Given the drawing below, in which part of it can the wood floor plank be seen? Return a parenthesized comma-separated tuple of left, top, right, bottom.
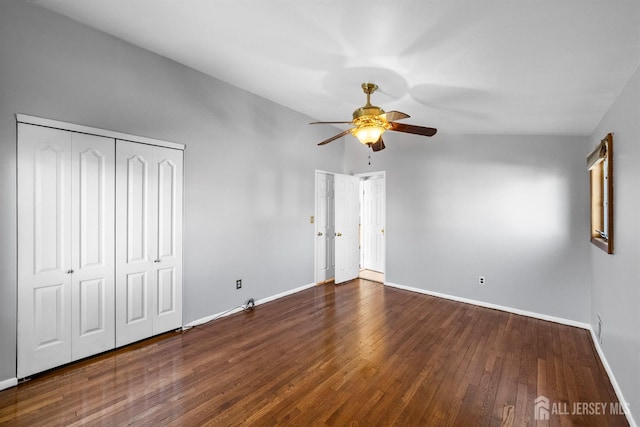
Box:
(0, 279, 629, 426)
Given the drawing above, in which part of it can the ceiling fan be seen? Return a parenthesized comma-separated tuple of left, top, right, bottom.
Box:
(310, 83, 437, 151)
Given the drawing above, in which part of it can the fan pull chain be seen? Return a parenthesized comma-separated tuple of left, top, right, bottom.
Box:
(368, 145, 372, 166)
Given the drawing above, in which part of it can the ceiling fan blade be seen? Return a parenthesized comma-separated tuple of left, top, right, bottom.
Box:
(389, 122, 438, 137)
(310, 121, 353, 125)
(370, 137, 385, 152)
(382, 111, 410, 122)
(317, 129, 353, 146)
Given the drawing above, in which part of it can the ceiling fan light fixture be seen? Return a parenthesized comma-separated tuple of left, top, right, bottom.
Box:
(352, 106, 389, 145)
(311, 82, 438, 149)
(353, 125, 385, 145)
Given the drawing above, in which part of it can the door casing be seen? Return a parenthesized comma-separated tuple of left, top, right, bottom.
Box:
(314, 170, 386, 284)
(358, 172, 386, 276)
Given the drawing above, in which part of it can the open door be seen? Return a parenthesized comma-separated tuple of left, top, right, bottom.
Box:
(315, 172, 335, 283)
(334, 173, 360, 284)
(362, 176, 386, 274)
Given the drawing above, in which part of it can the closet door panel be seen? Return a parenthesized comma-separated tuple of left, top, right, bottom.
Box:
(116, 141, 156, 346)
(78, 278, 105, 333)
(153, 148, 183, 334)
(126, 271, 148, 322)
(126, 155, 151, 263)
(157, 268, 175, 315)
(34, 145, 67, 273)
(33, 284, 66, 345)
(158, 159, 176, 258)
(71, 133, 115, 360)
(17, 124, 73, 378)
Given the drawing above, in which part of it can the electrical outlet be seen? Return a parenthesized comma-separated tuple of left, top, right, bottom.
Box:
(478, 276, 486, 285)
(236, 279, 242, 289)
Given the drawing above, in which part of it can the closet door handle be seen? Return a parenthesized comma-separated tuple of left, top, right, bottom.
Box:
(66, 269, 74, 274)
(154, 259, 161, 263)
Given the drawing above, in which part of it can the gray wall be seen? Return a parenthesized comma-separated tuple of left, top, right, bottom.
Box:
(345, 132, 592, 322)
(0, 0, 343, 381)
(590, 65, 640, 421)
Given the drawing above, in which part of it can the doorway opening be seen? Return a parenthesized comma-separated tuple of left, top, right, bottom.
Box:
(357, 172, 386, 283)
(314, 170, 386, 285)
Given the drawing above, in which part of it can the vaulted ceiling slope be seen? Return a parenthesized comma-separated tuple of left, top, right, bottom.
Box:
(31, 0, 640, 136)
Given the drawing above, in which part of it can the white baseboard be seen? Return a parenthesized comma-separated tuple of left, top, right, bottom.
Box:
(254, 282, 316, 306)
(587, 327, 637, 427)
(184, 306, 246, 328)
(185, 282, 316, 328)
(0, 377, 17, 391)
(384, 282, 590, 329)
(384, 281, 635, 426)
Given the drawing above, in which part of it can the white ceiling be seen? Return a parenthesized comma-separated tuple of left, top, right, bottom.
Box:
(32, 0, 640, 135)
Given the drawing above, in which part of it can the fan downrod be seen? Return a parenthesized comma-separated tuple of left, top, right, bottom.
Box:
(361, 83, 378, 106)
(353, 82, 384, 119)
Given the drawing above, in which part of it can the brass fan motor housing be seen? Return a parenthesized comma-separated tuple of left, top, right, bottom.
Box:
(351, 82, 390, 128)
(352, 105, 384, 120)
(352, 106, 391, 131)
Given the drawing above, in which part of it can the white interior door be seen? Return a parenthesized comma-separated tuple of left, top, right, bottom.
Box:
(116, 141, 183, 346)
(18, 125, 115, 377)
(18, 124, 73, 377)
(315, 172, 335, 283)
(18, 119, 182, 376)
(70, 133, 115, 360)
(152, 147, 183, 335)
(362, 177, 386, 273)
(334, 173, 360, 284)
(116, 141, 156, 346)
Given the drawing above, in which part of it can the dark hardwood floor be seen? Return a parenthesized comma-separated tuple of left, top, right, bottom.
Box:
(0, 279, 628, 426)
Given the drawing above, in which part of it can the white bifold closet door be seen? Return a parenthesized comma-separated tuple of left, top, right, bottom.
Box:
(17, 124, 115, 378)
(115, 140, 183, 347)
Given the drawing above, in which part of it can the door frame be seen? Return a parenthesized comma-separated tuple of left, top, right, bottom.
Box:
(314, 170, 334, 284)
(355, 171, 386, 281)
(314, 170, 386, 284)
(16, 114, 185, 378)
